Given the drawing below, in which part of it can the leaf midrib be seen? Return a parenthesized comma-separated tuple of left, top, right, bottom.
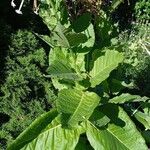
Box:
(90, 61, 120, 78)
(89, 121, 130, 150)
(106, 127, 130, 150)
(18, 124, 62, 148)
(68, 92, 85, 124)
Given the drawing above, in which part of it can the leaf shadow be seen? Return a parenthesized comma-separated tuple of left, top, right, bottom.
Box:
(99, 104, 126, 127)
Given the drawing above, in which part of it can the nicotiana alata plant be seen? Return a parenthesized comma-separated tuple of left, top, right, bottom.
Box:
(7, 0, 150, 150)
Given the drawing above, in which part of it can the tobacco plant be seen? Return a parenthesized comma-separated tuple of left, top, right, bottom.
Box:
(7, 0, 150, 150)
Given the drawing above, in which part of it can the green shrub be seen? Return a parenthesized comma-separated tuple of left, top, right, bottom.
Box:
(116, 21, 150, 96)
(0, 19, 12, 80)
(9, 30, 38, 57)
(0, 30, 56, 149)
(135, 0, 150, 21)
(110, 0, 150, 96)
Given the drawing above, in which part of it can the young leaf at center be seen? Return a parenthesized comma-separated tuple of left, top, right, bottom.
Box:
(57, 89, 100, 128)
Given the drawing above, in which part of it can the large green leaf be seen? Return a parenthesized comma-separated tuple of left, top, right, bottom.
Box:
(57, 89, 100, 127)
(74, 53, 86, 73)
(20, 118, 83, 150)
(7, 109, 58, 150)
(48, 47, 86, 90)
(109, 94, 148, 104)
(89, 50, 124, 87)
(86, 105, 148, 150)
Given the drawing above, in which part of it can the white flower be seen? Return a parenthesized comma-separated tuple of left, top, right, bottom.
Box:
(11, 0, 16, 8)
(15, 9, 23, 15)
(33, 6, 39, 15)
(34, 10, 39, 15)
(15, 0, 24, 15)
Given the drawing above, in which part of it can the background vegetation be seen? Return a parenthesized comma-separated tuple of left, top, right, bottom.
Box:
(0, 0, 150, 149)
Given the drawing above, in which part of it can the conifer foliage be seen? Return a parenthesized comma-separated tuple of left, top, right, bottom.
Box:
(0, 30, 56, 149)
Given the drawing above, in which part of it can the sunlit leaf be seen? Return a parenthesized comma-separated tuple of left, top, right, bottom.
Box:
(89, 50, 124, 87)
(57, 89, 100, 127)
(109, 94, 148, 104)
(20, 118, 83, 150)
(7, 109, 58, 150)
(86, 105, 148, 150)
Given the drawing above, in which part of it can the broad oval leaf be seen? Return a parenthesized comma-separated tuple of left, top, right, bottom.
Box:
(89, 50, 124, 88)
(7, 109, 58, 150)
(72, 13, 92, 33)
(57, 89, 100, 127)
(86, 105, 148, 150)
(21, 118, 83, 150)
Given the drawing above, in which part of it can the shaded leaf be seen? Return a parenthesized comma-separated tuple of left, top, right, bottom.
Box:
(35, 34, 54, 48)
(72, 13, 92, 33)
(81, 24, 95, 50)
(66, 33, 87, 47)
(89, 107, 110, 127)
(108, 79, 125, 94)
(75, 135, 94, 150)
(51, 77, 74, 91)
(142, 130, 150, 144)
